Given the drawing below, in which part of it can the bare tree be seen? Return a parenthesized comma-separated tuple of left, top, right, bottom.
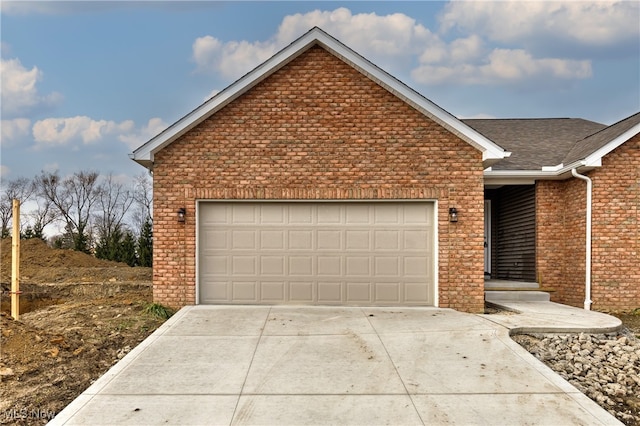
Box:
(35, 170, 100, 252)
(0, 177, 35, 237)
(95, 173, 134, 241)
(131, 172, 153, 233)
(28, 195, 60, 240)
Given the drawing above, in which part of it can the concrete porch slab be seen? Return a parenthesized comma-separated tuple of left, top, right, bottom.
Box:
(482, 300, 623, 334)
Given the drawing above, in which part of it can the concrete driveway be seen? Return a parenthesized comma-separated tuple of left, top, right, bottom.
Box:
(50, 306, 621, 425)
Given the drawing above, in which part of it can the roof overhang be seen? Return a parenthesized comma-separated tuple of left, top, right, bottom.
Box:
(484, 162, 600, 186)
(131, 27, 509, 170)
(484, 120, 640, 186)
(582, 122, 640, 167)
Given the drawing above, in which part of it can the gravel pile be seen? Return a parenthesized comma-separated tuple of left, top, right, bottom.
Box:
(514, 331, 640, 425)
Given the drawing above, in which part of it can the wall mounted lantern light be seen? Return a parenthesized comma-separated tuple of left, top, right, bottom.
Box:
(177, 208, 186, 223)
(449, 207, 458, 223)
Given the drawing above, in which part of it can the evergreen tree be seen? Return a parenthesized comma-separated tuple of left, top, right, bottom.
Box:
(73, 219, 91, 254)
(21, 226, 35, 239)
(137, 217, 153, 267)
(121, 231, 137, 267)
(95, 226, 124, 262)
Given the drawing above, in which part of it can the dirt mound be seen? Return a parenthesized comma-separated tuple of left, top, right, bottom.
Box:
(0, 239, 150, 285)
(2, 239, 121, 269)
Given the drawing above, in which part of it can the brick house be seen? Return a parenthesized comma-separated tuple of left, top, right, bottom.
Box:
(132, 28, 639, 313)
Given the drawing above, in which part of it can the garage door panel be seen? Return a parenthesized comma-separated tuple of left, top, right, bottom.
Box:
(199, 281, 229, 303)
(374, 204, 399, 223)
(260, 205, 285, 224)
(404, 230, 429, 250)
(232, 206, 256, 224)
(260, 230, 284, 249)
(345, 257, 370, 275)
(232, 281, 257, 301)
(345, 231, 370, 250)
(290, 282, 314, 302)
(232, 230, 256, 249)
(403, 204, 431, 223)
(405, 283, 429, 303)
(317, 230, 341, 250)
(318, 256, 341, 276)
(375, 283, 401, 303)
(374, 257, 399, 276)
(198, 203, 434, 306)
(317, 206, 341, 224)
(261, 282, 285, 301)
(290, 205, 313, 223)
(346, 206, 369, 224)
(202, 230, 227, 249)
(232, 256, 256, 275)
(201, 256, 227, 274)
(260, 256, 285, 275)
(404, 257, 429, 276)
(347, 282, 371, 302)
(374, 230, 400, 250)
(318, 282, 342, 302)
(289, 230, 313, 249)
(289, 256, 313, 275)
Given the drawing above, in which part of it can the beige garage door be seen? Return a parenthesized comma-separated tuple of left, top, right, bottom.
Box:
(198, 202, 435, 305)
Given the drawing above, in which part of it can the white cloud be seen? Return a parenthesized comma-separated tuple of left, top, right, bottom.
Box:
(440, 1, 639, 48)
(192, 6, 600, 90)
(192, 35, 278, 78)
(413, 48, 591, 86)
(118, 117, 168, 150)
(419, 35, 484, 65)
(192, 7, 437, 79)
(28, 115, 167, 151)
(0, 165, 10, 178)
(0, 58, 62, 117)
(32, 116, 134, 148)
(1, 118, 31, 147)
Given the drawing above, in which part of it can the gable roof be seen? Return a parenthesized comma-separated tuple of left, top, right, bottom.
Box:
(478, 111, 640, 183)
(131, 27, 509, 169)
(563, 112, 640, 167)
(463, 118, 606, 170)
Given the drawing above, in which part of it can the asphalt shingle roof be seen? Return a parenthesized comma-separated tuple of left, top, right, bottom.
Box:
(463, 118, 606, 170)
(563, 112, 640, 165)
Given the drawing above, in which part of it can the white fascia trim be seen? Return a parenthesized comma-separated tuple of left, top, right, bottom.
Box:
(484, 161, 601, 184)
(583, 122, 640, 167)
(541, 163, 564, 172)
(484, 169, 560, 179)
(132, 28, 510, 166)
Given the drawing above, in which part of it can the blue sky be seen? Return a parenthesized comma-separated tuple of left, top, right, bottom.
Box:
(1, 1, 639, 184)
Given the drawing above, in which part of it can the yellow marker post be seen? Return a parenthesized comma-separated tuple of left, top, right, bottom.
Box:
(11, 199, 20, 320)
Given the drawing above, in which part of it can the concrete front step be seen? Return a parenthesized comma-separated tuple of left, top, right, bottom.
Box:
(484, 280, 540, 290)
(485, 290, 551, 302)
(487, 287, 556, 293)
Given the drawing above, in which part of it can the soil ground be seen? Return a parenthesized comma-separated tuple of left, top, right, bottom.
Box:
(0, 239, 165, 425)
(1, 239, 638, 424)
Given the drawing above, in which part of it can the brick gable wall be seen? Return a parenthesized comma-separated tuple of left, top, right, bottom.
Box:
(591, 134, 640, 310)
(536, 134, 640, 311)
(152, 45, 485, 312)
